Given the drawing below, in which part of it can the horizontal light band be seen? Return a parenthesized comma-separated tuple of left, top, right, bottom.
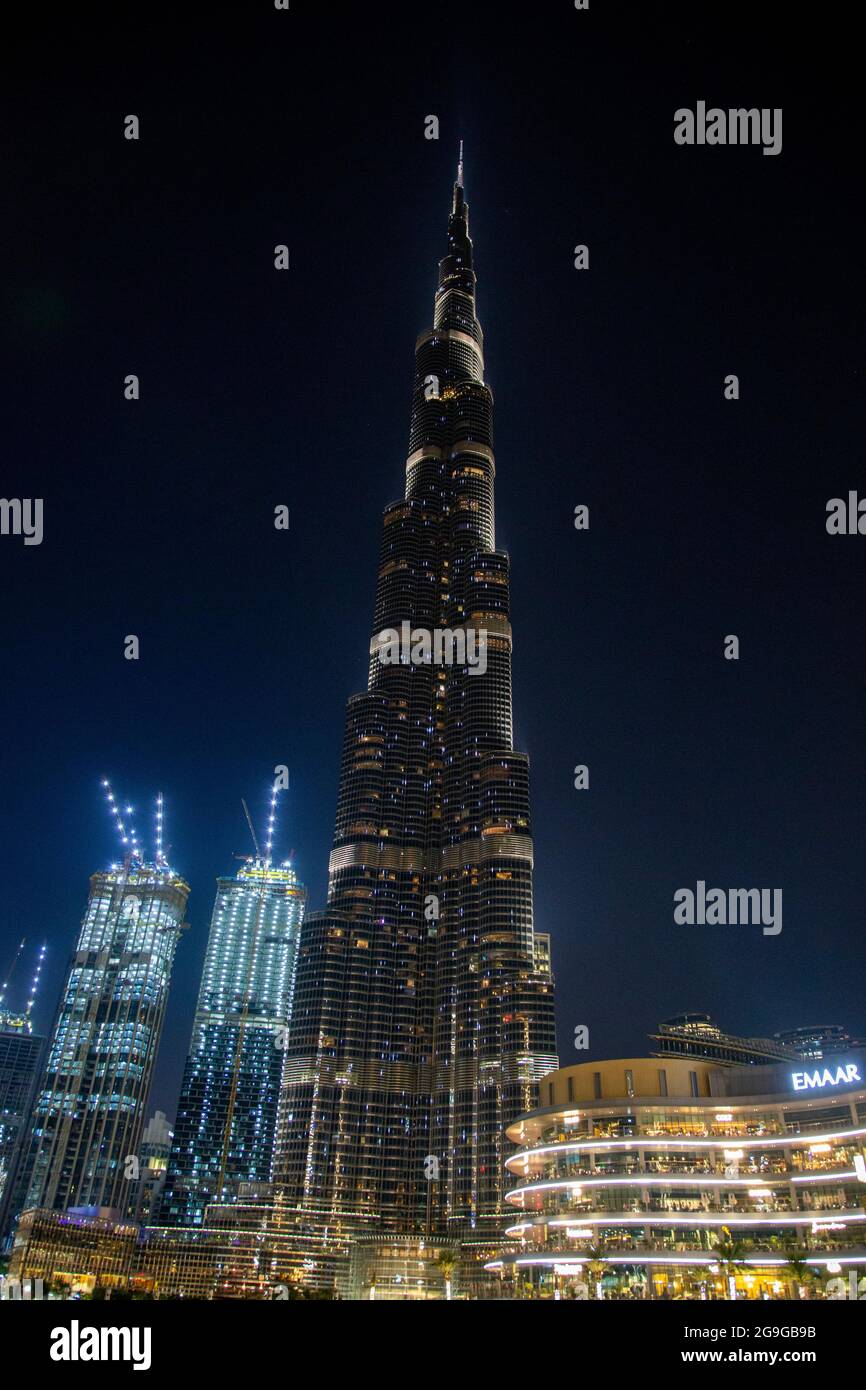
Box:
(485, 1252, 866, 1272)
(505, 1126, 866, 1169)
(504, 1211, 866, 1235)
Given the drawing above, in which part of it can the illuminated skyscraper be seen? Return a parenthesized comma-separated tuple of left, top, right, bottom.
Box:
(22, 855, 189, 1216)
(14, 783, 188, 1219)
(160, 857, 306, 1226)
(275, 152, 557, 1265)
(0, 942, 46, 1244)
(132, 1110, 173, 1223)
(0, 1014, 45, 1245)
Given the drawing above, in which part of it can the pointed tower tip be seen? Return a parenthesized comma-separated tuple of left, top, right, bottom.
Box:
(457, 140, 464, 189)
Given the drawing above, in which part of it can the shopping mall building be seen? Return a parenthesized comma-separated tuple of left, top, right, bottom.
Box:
(486, 1052, 866, 1299)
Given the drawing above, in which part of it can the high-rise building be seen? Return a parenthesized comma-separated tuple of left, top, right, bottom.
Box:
(0, 1008, 45, 1244)
(650, 1013, 866, 1069)
(774, 1023, 865, 1059)
(274, 151, 558, 1268)
(649, 1012, 802, 1068)
(21, 858, 189, 1216)
(160, 859, 306, 1225)
(132, 1110, 173, 1223)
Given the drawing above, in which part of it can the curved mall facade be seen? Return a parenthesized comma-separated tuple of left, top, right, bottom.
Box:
(487, 1055, 866, 1299)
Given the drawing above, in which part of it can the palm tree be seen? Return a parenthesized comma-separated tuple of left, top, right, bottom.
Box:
(435, 1251, 456, 1301)
(711, 1228, 749, 1300)
(779, 1245, 817, 1301)
(585, 1244, 607, 1300)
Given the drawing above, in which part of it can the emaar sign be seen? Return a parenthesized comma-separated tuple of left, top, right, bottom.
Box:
(791, 1062, 861, 1092)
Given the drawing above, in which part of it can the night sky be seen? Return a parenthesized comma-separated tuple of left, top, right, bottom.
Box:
(2, 4, 863, 1119)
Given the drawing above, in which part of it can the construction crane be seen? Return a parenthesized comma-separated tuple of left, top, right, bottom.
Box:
(0, 937, 26, 1011)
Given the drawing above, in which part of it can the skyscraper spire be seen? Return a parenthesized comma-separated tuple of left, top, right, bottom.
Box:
(274, 162, 557, 1289)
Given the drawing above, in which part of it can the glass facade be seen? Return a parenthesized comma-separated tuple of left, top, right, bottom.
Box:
(131, 1110, 173, 1223)
(649, 1012, 804, 1067)
(160, 862, 305, 1225)
(273, 157, 558, 1268)
(489, 1057, 866, 1299)
(9, 1206, 139, 1295)
(21, 863, 189, 1215)
(0, 1013, 44, 1242)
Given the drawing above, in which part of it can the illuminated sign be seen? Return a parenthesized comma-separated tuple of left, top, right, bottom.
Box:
(791, 1063, 861, 1091)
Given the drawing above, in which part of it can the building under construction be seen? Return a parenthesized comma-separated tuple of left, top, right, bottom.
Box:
(18, 785, 190, 1218)
(0, 942, 47, 1246)
(159, 856, 306, 1226)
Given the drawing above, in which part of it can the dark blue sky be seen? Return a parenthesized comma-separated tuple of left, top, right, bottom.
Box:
(2, 3, 863, 1117)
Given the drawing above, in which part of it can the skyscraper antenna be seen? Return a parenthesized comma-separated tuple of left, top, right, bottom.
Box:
(457, 139, 464, 189)
(262, 779, 283, 868)
(155, 792, 165, 865)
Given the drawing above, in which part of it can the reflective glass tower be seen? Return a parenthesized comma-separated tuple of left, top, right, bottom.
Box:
(22, 860, 189, 1215)
(275, 153, 558, 1258)
(160, 860, 306, 1225)
(0, 1010, 45, 1243)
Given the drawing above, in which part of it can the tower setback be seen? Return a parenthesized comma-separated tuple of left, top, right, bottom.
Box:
(274, 156, 558, 1260)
